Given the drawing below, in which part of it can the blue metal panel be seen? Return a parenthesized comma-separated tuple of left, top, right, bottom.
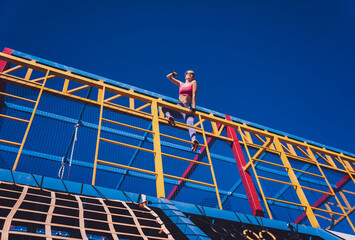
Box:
(12, 171, 38, 187)
(0, 171, 344, 239)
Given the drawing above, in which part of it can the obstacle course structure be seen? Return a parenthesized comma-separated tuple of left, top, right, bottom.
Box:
(0, 48, 354, 239)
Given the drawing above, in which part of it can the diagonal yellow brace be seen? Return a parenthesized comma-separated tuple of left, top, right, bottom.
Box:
(12, 69, 50, 171)
(199, 114, 223, 209)
(92, 84, 105, 185)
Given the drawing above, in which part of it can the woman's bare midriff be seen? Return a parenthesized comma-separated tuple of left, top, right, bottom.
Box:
(178, 95, 191, 105)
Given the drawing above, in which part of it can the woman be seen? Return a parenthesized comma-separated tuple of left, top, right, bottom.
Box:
(163, 70, 199, 152)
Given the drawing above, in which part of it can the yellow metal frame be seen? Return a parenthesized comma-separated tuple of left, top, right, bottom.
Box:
(1, 52, 355, 231)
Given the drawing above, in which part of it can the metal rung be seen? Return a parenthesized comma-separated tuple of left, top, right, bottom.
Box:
(163, 173, 215, 188)
(0, 139, 21, 146)
(311, 207, 345, 216)
(160, 133, 206, 147)
(258, 176, 295, 186)
(100, 137, 155, 153)
(104, 101, 153, 118)
(0, 91, 36, 103)
(265, 197, 305, 207)
(252, 158, 288, 169)
(97, 159, 157, 176)
(158, 117, 202, 131)
(301, 186, 334, 195)
(102, 118, 154, 134)
(292, 168, 325, 178)
(0, 114, 29, 123)
(161, 152, 210, 166)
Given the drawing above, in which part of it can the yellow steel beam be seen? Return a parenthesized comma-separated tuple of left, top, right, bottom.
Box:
(12, 69, 50, 171)
(160, 133, 206, 146)
(291, 168, 324, 178)
(336, 192, 351, 209)
(273, 137, 320, 228)
(92, 84, 105, 186)
(161, 152, 210, 166)
(97, 159, 157, 176)
(2, 65, 23, 74)
(67, 84, 90, 94)
(257, 176, 295, 186)
(311, 207, 345, 216)
(0, 114, 29, 123)
(199, 114, 223, 209)
(244, 137, 274, 171)
(102, 118, 154, 134)
(104, 94, 122, 103)
(129, 89, 135, 109)
(301, 186, 334, 195)
(264, 197, 305, 208)
(151, 100, 165, 198)
(0, 91, 36, 103)
(135, 103, 151, 112)
(100, 137, 155, 154)
(252, 158, 288, 169)
(31, 74, 56, 83)
(24, 61, 35, 80)
(163, 173, 215, 188)
(0, 139, 21, 146)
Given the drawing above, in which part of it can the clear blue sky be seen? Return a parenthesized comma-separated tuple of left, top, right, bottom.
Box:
(1, 0, 354, 154)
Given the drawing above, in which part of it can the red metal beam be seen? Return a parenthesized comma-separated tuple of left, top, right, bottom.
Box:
(0, 48, 13, 72)
(167, 124, 222, 200)
(225, 115, 264, 217)
(0, 48, 13, 114)
(294, 170, 354, 224)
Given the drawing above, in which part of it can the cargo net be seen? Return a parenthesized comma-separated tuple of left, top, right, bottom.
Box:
(0, 182, 176, 240)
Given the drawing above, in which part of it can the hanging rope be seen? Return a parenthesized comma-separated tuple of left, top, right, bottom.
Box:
(57, 87, 93, 180)
(67, 123, 80, 179)
(58, 122, 80, 180)
(58, 156, 67, 179)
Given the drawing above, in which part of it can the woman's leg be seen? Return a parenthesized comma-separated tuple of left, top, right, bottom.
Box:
(162, 106, 183, 126)
(183, 114, 195, 141)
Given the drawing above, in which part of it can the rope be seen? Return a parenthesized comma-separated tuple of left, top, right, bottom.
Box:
(58, 156, 67, 180)
(57, 87, 92, 180)
(57, 123, 80, 180)
(67, 123, 79, 179)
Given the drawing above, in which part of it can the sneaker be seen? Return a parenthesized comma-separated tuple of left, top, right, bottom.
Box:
(168, 116, 175, 127)
(191, 140, 199, 152)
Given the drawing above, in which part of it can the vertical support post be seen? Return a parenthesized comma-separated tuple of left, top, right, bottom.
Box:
(151, 100, 165, 198)
(225, 115, 264, 217)
(12, 69, 50, 171)
(129, 89, 135, 109)
(199, 114, 223, 210)
(273, 137, 320, 228)
(92, 84, 105, 185)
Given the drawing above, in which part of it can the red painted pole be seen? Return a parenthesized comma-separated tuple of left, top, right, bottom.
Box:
(225, 115, 264, 217)
(0, 48, 13, 114)
(0, 48, 13, 72)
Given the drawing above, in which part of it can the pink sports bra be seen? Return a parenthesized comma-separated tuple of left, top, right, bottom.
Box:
(179, 83, 193, 97)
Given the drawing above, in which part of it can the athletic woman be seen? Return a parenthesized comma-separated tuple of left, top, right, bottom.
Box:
(163, 70, 199, 152)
